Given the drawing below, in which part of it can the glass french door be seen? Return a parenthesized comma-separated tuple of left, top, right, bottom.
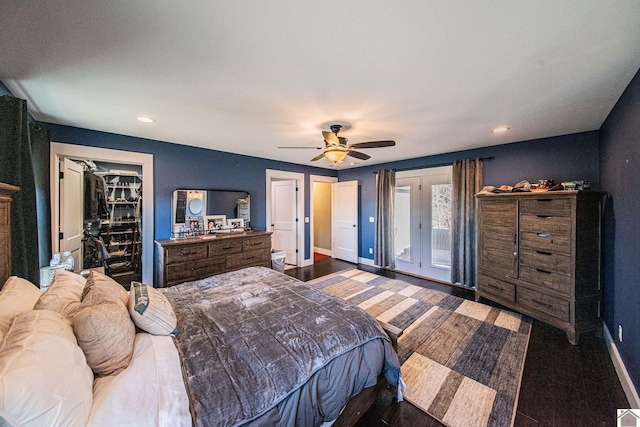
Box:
(394, 166, 452, 282)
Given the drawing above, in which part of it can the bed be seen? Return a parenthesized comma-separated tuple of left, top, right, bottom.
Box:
(0, 186, 403, 426)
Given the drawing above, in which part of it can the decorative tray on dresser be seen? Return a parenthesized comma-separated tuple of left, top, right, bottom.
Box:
(476, 190, 605, 344)
(155, 231, 272, 288)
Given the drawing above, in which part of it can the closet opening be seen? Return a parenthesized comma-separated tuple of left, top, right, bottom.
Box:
(51, 143, 154, 287)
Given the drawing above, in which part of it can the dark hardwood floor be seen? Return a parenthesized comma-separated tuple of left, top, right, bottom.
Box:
(286, 258, 630, 427)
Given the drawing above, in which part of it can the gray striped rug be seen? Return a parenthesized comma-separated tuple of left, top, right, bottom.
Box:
(306, 269, 531, 427)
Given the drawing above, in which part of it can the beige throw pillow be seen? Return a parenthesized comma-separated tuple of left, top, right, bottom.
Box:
(0, 310, 93, 427)
(128, 281, 178, 336)
(0, 276, 42, 338)
(34, 270, 86, 319)
(73, 271, 135, 376)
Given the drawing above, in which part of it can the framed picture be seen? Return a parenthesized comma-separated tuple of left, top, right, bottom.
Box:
(188, 216, 203, 232)
(227, 218, 245, 230)
(205, 215, 227, 231)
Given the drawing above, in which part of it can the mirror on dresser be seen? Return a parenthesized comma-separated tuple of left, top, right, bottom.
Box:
(172, 189, 250, 237)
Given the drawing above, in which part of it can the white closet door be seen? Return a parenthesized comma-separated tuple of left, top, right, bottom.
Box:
(332, 181, 358, 263)
(59, 158, 84, 272)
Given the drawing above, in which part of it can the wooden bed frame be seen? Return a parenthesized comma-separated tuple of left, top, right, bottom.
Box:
(0, 181, 393, 424)
(0, 182, 20, 287)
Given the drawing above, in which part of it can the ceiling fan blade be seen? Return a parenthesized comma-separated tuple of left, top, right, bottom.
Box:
(278, 146, 321, 149)
(348, 140, 396, 149)
(311, 152, 326, 161)
(322, 130, 340, 146)
(346, 150, 371, 160)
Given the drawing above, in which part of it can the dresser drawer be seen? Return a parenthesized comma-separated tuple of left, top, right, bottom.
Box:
(165, 245, 209, 264)
(520, 214, 572, 235)
(478, 274, 516, 304)
(519, 266, 572, 295)
(520, 231, 571, 253)
(166, 258, 226, 285)
(520, 248, 571, 274)
(243, 237, 271, 252)
(209, 240, 242, 256)
(227, 250, 270, 269)
(520, 197, 572, 216)
(518, 287, 570, 323)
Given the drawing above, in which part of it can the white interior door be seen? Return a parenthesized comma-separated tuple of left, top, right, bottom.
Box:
(271, 180, 297, 265)
(332, 180, 358, 263)
(59, 158, 84, 272)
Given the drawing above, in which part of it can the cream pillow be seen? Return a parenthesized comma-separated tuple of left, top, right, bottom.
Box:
(0, 276, 42, 338)
(0, 309, 93, 427)
(34, 270, 86, 319)
(73, 272, 135, 376)
(128, 281, 178, 336)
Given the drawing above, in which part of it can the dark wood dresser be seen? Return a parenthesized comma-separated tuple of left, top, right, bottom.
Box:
(155, 231, 272, 288)
(0, 183, 20, 287)
(476, 191, 604, 344)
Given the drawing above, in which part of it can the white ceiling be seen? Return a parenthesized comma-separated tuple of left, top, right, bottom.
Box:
(1, 1, 640, 169)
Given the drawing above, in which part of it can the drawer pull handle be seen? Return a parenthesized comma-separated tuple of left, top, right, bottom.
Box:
(536, 214, 553, 219)
(537, 233, 552, 237)
(536, 250, 552, 256)
(536, 268, 552, 274)
(531, 298, 554, 309)
(536, 199, 553, 202)
(487, 283, 504, 291)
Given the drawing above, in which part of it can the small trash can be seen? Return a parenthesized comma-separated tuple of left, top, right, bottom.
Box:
(271, 250, 286, 273)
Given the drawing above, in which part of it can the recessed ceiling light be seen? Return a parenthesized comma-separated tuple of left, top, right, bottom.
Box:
(137, 116, 155, 123)
(492, 126, 510, 133)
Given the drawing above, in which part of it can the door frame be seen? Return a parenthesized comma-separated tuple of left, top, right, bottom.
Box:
(51, 142, 154, 284)
(310, 175, 337, 264)
(265, 169, 309, 267)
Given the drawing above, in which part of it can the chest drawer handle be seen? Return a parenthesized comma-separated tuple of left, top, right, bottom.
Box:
(536, 268, 552, 274)
(531, 298, 554, 309)
(535, 250, 552, 256)
(536, 214, 553, 219)
(537, 233, 552, 237)
(487, 283, 505, 292)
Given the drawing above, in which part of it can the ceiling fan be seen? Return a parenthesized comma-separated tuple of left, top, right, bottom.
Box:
(279, 124, 396, 163)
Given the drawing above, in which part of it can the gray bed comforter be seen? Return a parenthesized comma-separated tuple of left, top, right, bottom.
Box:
(161, 266, 401, 427)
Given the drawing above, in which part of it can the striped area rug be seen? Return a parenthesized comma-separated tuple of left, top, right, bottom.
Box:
(306, 269, 531, 427)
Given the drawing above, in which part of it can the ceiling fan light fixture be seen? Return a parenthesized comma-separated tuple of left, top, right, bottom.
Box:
(324, 149, 348, 163)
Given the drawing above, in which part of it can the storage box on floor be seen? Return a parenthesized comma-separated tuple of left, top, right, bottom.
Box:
(271, 250, 286, 273)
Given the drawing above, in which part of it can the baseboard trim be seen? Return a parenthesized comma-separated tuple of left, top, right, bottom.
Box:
(603, 321, 640, 408)
(314, 247, 332, 256)
(358, 257, 375, 267)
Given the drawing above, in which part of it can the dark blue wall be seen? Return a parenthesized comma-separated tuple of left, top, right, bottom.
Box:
(0, 82, 12, 96)
(599, 68, 640, 392)
(337, 131, 600, 261)
(46, 124, 337, 260)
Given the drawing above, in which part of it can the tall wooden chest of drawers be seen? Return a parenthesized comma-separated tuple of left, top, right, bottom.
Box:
(155, 231, 272, 288)
(476, 191, 604, 344)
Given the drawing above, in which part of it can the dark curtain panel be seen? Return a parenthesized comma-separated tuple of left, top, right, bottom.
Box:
(451, 158, 483, 288)
(30, 122, 51, 269)
(374, 169, 395, 269)
(0, 96, 39, 283)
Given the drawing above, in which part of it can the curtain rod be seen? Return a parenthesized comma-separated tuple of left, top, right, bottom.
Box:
(373, 156, 494, 174)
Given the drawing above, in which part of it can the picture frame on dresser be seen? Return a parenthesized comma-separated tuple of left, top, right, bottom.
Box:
(227, 218, 244, 230)
(205, 215, 226, 231)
